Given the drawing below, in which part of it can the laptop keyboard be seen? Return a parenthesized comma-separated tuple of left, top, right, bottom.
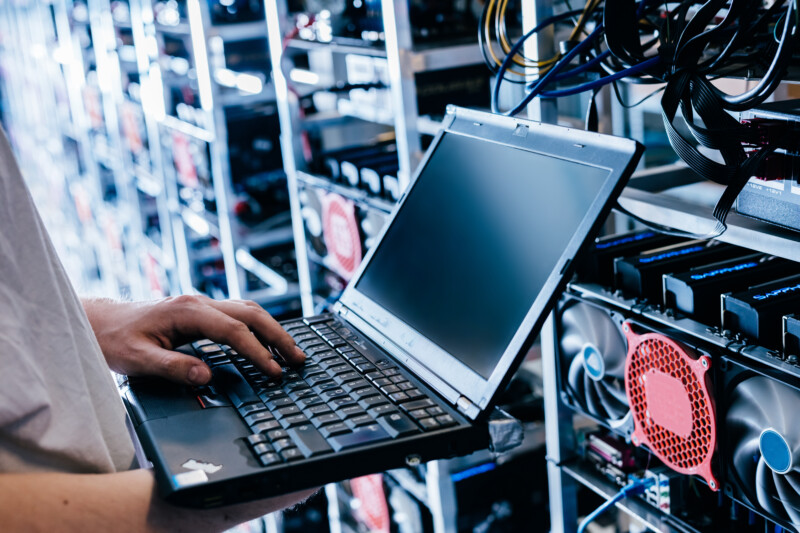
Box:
(191, 315, 458, 467)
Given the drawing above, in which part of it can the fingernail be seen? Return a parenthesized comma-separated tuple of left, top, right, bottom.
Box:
(268, 360, 283, 375)
(188, 366, 210, 385)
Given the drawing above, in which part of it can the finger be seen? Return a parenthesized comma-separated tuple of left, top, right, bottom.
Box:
(206, 300, 306, 366)
(169, 300, 283, 377)
(126, 344, 212, 386)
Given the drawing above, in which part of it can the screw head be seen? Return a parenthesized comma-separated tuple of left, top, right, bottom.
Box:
(710, 480, 717, 489)
(701, 358, 708, 368)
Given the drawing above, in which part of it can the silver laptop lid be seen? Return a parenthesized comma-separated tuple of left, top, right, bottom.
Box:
(337, 107, 643, 419)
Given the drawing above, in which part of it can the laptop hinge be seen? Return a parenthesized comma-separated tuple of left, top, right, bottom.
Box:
(457, 396, 480, 419)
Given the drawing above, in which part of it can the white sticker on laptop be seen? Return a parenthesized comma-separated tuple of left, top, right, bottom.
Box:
(182, 458, 223, 474)
(173, 469, 208, 488)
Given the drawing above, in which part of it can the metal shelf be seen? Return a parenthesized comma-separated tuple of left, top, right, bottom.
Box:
(286, 37, 388, 58)
(561, 461, 700, 533)
(206, 21, 267, 42)
(296, 170, 395, 214)
(619, 163, 800, 260)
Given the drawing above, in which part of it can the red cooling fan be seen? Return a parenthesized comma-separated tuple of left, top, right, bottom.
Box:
(623, 322, 719, 490)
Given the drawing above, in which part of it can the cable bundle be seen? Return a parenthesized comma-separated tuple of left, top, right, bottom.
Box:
(485, 0, 799, 237)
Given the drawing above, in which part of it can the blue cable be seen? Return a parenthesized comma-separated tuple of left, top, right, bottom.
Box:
(490, 8, 586, 114)
(499, 23, 605, 116)
(541, 55, 661, 97)
(576, 478, 655, 533)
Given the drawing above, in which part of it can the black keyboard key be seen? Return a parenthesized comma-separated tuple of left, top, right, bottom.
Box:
(247, 434, 268, 446)
(397, 382, 414, 391)
(198, 344, 222, 353)
(275, 406, 302, 419)
(373, 378, 393, 388)
(296, 396, 324, 410)
(303, 371, 329, 384)
(252, 420, 281, 433)
(349, 356, 368, 366)
(389, 392, 409, 403)
(380, 385, 401, 395)
(320, 388, 349, 402)
(265, 397, 294, 410)
(382, 368, 400, 377)
(240, 404, 268, 416)
(418, 417, 441, 431)
(377, 412, 419, 438)
(307, 345, 334, 357)
(281, 448, 304, 462)
(409, 409, 428, 420)
(327, 364, 351, 376)
(267, 429, 289, 441)
(253, 443, 273, 455)
(259, 390, 287, 401)
(299, 369, 324, 381)
(401, 399, 436, 412)
(368, 404, 399, 418)
(289, 389, 317, 401)
(319, 358, 342, 371)
(351, 388, 380, 402)
(436, 415, 457, 428)
(214, 364, 260, 408)
(405, 389, 426, 401)
(245, 411, 275, 425)
(426, 406, 445, 417)
(259, 452, 281, 467)
(306, 404, 333, 417)
(288, 424, 333, 458)
(355, 363, 376, 373)
(338, 405, 367, 419)
(283, 381, 310, 393)
(329, 397, 358, 410)
(389, 375, 407, 384)
(320, 422, 350, 438)
(282, 414, 310, 427)
(346, 415, 375, 429)
(334, 372, 361, 385)
(193, 339, 215, 348)
(375, 360, 395, 370)
(311, 413, 341, 428)
(364, 371, 383, 382)
(304, 315, 333, 325)
(358, 396, 388, 410)
(312, 382, 340, 394)
(293, 332, 318, 343)
(326, 338, 348, 348)
(342, 380, 370, 393)
(328, 424, 390, 452)
(298, 339, 326, 351)
(313, 327, 334, 336)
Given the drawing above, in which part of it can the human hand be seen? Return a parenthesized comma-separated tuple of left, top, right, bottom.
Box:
(82, 296, 305, 385)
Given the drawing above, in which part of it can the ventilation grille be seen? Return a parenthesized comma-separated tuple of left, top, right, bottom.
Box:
(624, 322, 719, 490)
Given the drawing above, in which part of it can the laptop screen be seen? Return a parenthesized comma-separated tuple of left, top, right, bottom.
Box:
(355, 132, 610, 379)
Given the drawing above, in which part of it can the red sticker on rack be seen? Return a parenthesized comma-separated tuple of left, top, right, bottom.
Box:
(322, 193, 362, 281)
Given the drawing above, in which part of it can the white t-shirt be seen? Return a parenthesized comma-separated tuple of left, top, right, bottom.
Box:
(0, 127, 136, 473)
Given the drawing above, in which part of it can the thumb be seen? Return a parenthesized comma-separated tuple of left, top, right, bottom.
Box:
(144, 346, 212, 386)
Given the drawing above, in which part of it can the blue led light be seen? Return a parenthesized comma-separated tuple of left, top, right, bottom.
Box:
(450, 462, 497, 482)
(595, 231, 656, 250)
(753, 283, 800, 301)
(689, 262, 759, 281)
(638, 245, 705, 264)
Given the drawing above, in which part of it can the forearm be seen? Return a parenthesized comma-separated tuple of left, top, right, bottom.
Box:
(0, 469, 311, 533)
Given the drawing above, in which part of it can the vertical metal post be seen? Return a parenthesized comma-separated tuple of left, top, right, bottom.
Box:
(380, 0, 422, 192)
(427, 461, 458, 533)
(187, 0, 241, 299)
(521, 0, 558, 124)
(264, 0, 315, 315)
(541, 313, 578, 533)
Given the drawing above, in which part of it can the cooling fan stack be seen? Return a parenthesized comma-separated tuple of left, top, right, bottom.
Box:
(725, 372, 800, 531)
(558, 299, 632, 434)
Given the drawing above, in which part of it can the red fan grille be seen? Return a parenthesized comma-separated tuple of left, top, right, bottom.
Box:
(623, 322, 719, 490)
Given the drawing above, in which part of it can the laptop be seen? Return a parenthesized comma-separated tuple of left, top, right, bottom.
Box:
(121, 106, 643, 507)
